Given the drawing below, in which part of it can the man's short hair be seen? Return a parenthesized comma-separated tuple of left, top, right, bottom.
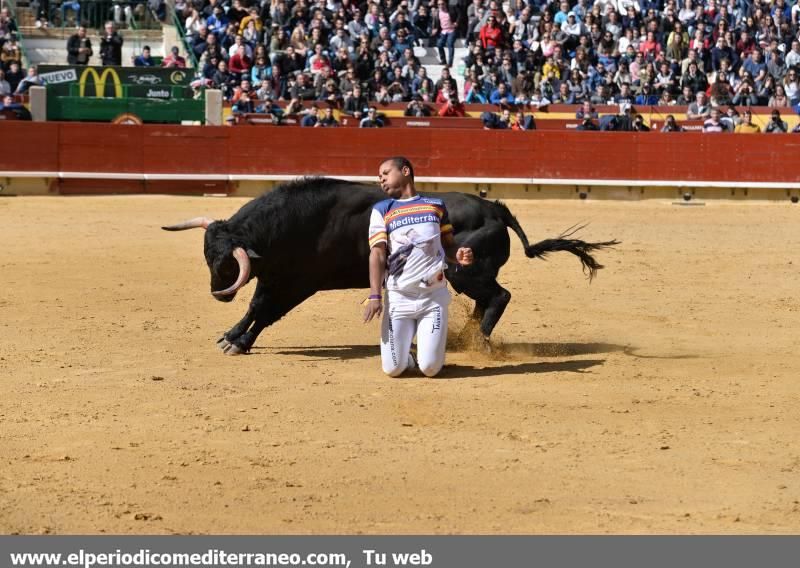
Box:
(385, 156, 415, 180)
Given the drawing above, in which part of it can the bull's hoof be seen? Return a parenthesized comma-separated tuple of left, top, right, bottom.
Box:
(222, 343, 247, 355)
(217, 336, 249, 355)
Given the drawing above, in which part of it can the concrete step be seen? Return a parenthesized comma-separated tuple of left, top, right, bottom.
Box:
(413, 46, 469, 95)
(414, 46, 469, 66)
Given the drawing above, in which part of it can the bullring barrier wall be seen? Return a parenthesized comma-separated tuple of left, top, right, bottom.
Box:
(1, 122, 799, 200)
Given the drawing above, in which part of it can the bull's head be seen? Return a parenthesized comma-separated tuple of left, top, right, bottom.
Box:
(162, 217, 256, 302)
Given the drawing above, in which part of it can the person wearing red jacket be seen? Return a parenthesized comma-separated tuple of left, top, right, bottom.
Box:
(228, 45, 252, 81)
(161, 46, 187, 68)
(479, 15, 504, 51)
(437, 87, 465, 117)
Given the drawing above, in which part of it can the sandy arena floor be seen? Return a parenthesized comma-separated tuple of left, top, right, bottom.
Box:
(1, 194, 799, 534)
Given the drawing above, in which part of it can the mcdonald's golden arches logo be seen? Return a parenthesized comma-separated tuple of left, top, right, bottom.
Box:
(79, 67, 123, 98)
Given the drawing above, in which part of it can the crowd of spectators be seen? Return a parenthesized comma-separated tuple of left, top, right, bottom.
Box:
(0, 7, 41, 97)
(30, 0, 167, 29)
(172, 0, 800, 121)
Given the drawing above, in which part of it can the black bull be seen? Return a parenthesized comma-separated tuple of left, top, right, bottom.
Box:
(163, 178, 619, 355)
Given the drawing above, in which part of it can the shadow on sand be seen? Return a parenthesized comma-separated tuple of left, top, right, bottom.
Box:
(434, 358, 605, 379)
(260, 343, 615, 378)
(268, 341, 626, 361)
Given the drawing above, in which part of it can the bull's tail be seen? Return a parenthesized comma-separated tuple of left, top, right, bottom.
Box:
(495, 201, 620, 281)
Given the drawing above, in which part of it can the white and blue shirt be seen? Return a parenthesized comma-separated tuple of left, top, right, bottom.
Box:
(368, 195, 453, 293)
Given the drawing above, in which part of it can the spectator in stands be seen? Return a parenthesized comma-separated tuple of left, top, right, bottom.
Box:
(577, 116, 599, 130)
(184, 8, 205, 39)
(100, 22, 123, 66)
(489, 82, 515, 105)
(552, 81, 575, 104)
(632, 114, 650, 131)
(343, 85, 367, 118)
(479, 14, 504, 52)
(675, 85, 693, 105)
(734, 109, 761, 133)
(250, 55, 272, 85)
(0, 94, 31, 120)
(67, 26, 93, 66)
(438, 89, 466, 116)
(575, 100, 598, 120)
(255, 78, 274, 101)
(588, 83, 608, 106)
(764, 109, 788, 133)
(434, 66, 457, 98)
(0, 70, 11, 96)
(255, 94, 283, 123)
(721, 106, 740, 130)
(4, 62, 23, 93)
(238, 6, 261, 36)
(231, 79, 256, 114)
(112, 0, 136, 27)
(635, 83, 659, 104)
(27, 0, 49, 29)
(432, 0, 458, 66)
(686, 91, 711, 119)
(660, 114, 685, 132)
(319, 75, 343, 105)
(1, 33, 21, 69)
(732, 76, 758, 106)
(463, 68, 487, 103)
(785, 40, 800, 70)
(768, 85, 790, 108)
(405, 96, 431, 117)
(511, 110, 535, 130)
(211, 60, 236, 99)
(227, 33, 253, 59)
(702, 108, 729, 132)
(207, 5, 229, 37)
(613, 83, 634, 105)
(359, 106, 384, 127)
(289, 73, 316, 101)
(14, 65, 43, 95)
(228, 44, 251, 81)
(314, 106, 339, 127)
(162, 46, 187, 68)
(300, 103, 320, 127)
(283, 98, 303, 116)
(782, 69, 800, 106)
(481, 107, 511, 129)
(132, 45, 156, 67)
(60, 0, 81, 27)
(511, 67, 535, 99)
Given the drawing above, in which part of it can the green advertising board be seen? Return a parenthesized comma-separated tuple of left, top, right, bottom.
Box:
(39, 65, 194, 98)
(38, 65, 205, 123)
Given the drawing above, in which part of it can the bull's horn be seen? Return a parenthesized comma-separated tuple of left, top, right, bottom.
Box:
(161, 217, 214, 231)
(212, 247, 251, 297)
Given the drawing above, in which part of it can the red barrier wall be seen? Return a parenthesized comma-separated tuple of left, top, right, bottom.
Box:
(3, 123, 799, 192)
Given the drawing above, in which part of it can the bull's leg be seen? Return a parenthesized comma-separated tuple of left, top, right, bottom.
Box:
(476, 282, 512, 338)
(217, 280, 268, 349)
(458, 278, 512, 339)
(221, 287, 316, 355)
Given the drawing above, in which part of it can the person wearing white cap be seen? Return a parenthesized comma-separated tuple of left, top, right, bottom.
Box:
(561, 10, 584, 46)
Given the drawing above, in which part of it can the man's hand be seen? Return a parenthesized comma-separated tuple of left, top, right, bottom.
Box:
(456, 247, 473, 265)
(363, 299, 383, 323)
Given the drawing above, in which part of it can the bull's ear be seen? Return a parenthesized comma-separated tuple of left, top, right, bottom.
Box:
(246, 248, 262, 260)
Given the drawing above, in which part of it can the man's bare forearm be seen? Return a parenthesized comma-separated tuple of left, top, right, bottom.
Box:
(369, 245, 387, 295)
